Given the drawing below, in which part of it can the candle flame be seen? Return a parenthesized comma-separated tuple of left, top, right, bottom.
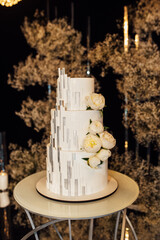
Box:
(0, 170, 7, 176)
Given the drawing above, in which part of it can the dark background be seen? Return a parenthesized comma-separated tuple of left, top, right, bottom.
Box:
(0, 1, 157, 239)
(0, 0, 136, 156)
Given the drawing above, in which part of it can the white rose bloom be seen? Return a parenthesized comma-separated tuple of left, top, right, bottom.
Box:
(83, 134, 102, 153)
(100, 131, 116, 149)
(86, 93, 105, 110)
(96, 149, 111, 161)
(88, 156, 101, 168)
(89, 120, 104, 135)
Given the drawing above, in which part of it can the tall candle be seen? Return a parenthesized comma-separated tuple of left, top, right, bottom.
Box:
(0, 171, 8, 190)
(0, 192, 10, 208)
(124, 6, 129, 52)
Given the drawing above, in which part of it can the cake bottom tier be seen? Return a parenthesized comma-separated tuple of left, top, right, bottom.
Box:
(46, 147, 108, 196)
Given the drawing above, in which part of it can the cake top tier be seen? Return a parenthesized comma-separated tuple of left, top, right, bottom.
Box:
(56, 68, 94, 111)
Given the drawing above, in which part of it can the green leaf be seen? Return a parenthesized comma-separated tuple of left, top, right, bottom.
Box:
(100, 109, 103, 116)
(86, 132, 89, 135)
(97, 148, 102, 153)
(96, 133, 100, 138)
(90, 119, 92, 124)
(82, 158, 89, 161)
(99, 160, 103, 165)
(86, 106, 92, 110)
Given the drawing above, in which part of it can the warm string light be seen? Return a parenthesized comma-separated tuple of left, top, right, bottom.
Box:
(123, 6, 129, 153)
(0, 0, 22, 7)
(125, 228, 129, 240)
(125, 140, 128, 150)
(3, 208, 10, 239)
(124, 6, 129, 52)
(135, 34, 139, 159)
(135, 34, 139, 50)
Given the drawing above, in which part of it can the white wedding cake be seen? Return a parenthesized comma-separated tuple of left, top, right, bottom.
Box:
(46, 68, 116, 197)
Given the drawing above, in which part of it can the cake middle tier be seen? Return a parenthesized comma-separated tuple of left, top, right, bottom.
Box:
(51, 109, 103, 151)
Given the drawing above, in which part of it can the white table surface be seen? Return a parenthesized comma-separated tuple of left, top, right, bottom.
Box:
(13, 170, 139, 220)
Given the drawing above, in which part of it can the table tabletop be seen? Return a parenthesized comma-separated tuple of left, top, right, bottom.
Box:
(13, 170, 139, 220)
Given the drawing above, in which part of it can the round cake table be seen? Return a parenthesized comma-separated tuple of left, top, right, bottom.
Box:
(13, 170, 139, 240)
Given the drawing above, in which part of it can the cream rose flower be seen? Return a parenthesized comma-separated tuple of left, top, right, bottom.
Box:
(96, 149, 111, 161)
(86, 93, 105, 110)
(100, 131, 116, 149)
(89, 120, 104, 135)
(83, 134, 102, 153)
(88, 156, 101, 168)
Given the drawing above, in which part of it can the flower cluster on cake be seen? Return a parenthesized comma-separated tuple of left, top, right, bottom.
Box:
(46, 68, 116, 197)
(83, 93, 116, 169)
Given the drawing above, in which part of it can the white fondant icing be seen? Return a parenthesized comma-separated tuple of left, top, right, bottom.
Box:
(56, 68, 94, 111)
(51, 109, 102, 151)
(47, 148, 108, 196)
(46, 68, 108, 197)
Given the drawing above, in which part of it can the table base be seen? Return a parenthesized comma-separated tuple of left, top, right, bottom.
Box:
(21, 208, 138, 240)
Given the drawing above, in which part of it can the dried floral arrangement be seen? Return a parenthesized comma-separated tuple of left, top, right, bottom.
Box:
(7, 12, 98, 237)
(89, 37, 160, 149)
(7, 0, 160, 239)
(88, 0, 160, 239)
